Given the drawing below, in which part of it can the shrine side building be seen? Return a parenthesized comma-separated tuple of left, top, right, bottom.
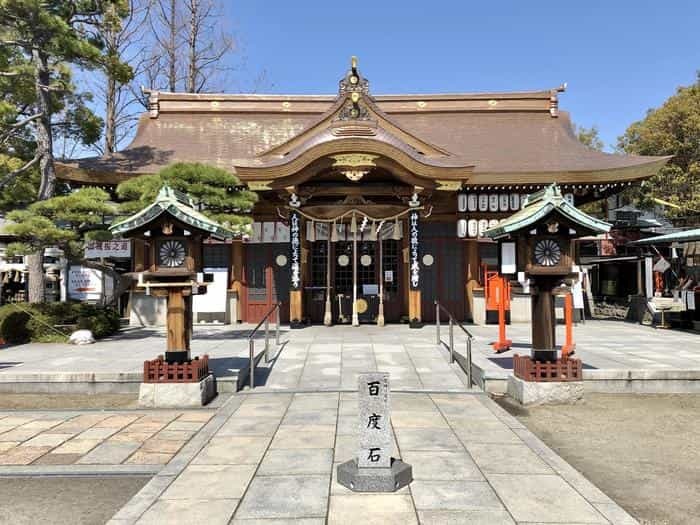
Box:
(58, 60, 669, 326)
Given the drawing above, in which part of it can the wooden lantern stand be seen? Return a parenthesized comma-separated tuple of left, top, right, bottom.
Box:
(484, 184, 611, 389)
(109, 186, 237, 406)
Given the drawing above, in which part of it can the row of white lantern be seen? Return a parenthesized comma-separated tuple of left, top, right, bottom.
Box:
(457, 218, 501, 238)
(457, 192, 574, 213)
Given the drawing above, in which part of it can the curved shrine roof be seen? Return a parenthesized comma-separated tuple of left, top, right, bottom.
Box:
(57, 84, 670, 187)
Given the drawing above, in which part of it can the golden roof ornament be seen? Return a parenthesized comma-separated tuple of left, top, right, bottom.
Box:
(339, 55, 370, 95)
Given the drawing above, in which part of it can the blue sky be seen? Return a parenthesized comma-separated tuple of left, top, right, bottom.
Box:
(224, 0, 698, 151)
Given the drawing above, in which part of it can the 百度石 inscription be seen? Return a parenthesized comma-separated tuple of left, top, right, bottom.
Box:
(336, 372, 412, 492)
(358, 373, 391, 468)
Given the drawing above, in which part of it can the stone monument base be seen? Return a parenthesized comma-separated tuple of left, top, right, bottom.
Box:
(507, 375, 583, 406)
(138, 374, 216, 408)
(337, 458, 412, 492)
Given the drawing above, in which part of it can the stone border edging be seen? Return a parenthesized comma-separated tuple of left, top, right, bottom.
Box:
(477, 395, 640, 525)
(106, 394, 246, 524)
(0, 464, 160, 477)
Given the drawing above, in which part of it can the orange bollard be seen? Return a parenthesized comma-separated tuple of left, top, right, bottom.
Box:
(561, 293, 576, 357)
(492, 276, 512, 353)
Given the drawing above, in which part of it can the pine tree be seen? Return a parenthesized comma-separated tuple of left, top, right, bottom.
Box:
(116, 162, 258, 233)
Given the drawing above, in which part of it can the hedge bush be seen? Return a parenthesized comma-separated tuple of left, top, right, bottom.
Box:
(0, 302, 120, 344)
(0, 308, 31, 344)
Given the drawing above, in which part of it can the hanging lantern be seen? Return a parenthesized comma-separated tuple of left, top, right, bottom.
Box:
(457, 193, 468, 212)
(457, 219, 468, 238)
(330, 220, 338, 242)
(392, 216, 401, 240)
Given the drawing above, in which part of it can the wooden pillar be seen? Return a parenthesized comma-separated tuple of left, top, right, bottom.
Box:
(531, 276, 558, 362)
(133, 239, 145, 272)
(166, 288, 190, 363)
(230, 241, 243, 323)
(465, 240, 479, 322)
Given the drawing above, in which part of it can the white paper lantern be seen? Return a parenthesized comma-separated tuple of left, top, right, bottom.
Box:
(478, 194, 488, 212)
(520, 194, 529, 209)
(564, 193, 575, 206)
(488, 219, 499, 228)
(509, 193, 520, 210)
(488, 194, 499, 212)
(467, 194, 478, 212)
(499, 194, 510, 211)
(457, 194, 468, 212)
(457, 219, 468, 238)
(467, 219, 478, 238)
(478, 219, 489, 237)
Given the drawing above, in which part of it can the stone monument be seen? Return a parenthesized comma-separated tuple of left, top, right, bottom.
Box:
(337, 372, 412, 492)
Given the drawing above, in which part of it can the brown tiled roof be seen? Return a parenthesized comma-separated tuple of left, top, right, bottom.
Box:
(57, 89, 670, 186)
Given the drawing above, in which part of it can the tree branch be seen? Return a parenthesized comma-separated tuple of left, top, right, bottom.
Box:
(0, 153, 40, 189)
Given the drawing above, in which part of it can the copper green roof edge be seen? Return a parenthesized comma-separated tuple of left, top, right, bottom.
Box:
(109, 188, 237, 239)
(628, 228, 700, 245)
(484, 185, 611, 239)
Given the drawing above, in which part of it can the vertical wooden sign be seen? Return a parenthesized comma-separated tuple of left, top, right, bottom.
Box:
(289, 210, 301, 291)
(409, 210, 420, 290)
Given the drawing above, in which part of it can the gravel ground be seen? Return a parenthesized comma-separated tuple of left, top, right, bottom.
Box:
(496, 393, 700, 525)
(0, 476, 149, 524)
(0, 394, 138, 410)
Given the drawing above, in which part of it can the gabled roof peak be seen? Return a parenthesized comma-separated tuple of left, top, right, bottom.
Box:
(485, 183, 611, 239)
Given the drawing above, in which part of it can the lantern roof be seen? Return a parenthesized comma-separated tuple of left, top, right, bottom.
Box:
(484, 183, 611, 239)
(109, 185, 237, 239)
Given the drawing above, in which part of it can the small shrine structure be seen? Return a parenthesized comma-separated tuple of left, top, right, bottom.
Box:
(109, 186, 235, 406)
(484, 184, 610, 402)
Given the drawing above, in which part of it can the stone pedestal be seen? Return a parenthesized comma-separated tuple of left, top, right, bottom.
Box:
(507, 375, 583, 406)
(138, 374, 216, 407)
(337, 458, 413, 492)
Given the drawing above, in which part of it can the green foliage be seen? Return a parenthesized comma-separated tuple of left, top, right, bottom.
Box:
(116, 163, 258, 232)
(574, 125, 605, 151)
(618, 74, 700, 219)
(4, 187, 115, 256)
(0, 308, 30, 344)
(0, 302, 120, 344)
(0, 0, 132, 197)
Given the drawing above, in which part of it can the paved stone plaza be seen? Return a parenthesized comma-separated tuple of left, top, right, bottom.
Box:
(0, 410, 214, 470)
(1, 320, 696, 523)
(110, 392, 635, 525)
(2, 320, 698, 394)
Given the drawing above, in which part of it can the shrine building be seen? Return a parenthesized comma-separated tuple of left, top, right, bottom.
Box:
(57, 58, 669, 327)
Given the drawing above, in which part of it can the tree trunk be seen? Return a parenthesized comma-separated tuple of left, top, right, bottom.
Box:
(168, 0, 177, 91)
(25, 252, 45, 304)
(104, 73, 116, 154)
(186, 0, 198, 92)
(32, 49, 55, 201)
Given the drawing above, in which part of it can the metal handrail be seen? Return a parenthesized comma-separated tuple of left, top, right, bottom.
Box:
(247, 302, 282, 388)
(435, 300, 474, 387)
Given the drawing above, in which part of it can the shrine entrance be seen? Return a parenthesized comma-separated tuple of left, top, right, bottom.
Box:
(244, 243, 290, 324)
(306, 237, 404, 324)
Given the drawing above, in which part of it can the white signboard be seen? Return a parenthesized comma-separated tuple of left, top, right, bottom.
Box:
(500, 242, 516, 274)
(194, 268, 228, 313)
(84, 239, 131, 259)
(68, 266, 112, 301)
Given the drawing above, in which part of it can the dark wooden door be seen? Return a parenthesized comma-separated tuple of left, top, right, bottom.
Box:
(245, 244, 290, 323)
(421, 238, 465, 322)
